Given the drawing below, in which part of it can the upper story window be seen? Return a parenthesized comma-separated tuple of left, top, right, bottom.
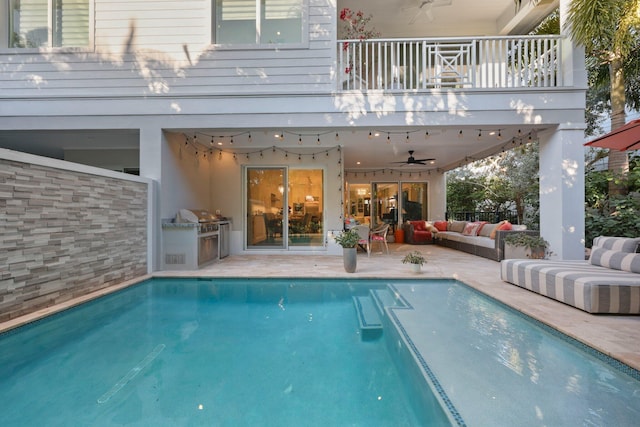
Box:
(214, 0, 305, 46)
(8, 0, 90, 48)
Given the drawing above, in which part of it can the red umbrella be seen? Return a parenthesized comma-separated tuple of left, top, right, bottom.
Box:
(584, 118, 640, 151)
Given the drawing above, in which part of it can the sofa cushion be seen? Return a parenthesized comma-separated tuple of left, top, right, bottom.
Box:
(434, 221, 448, 232)
(449, 220, 467, 233)
(593, 236, 640, 253)
(589, 247, 640, 274)
(479, 223, 498, 238)
(412, 221, 426, 231)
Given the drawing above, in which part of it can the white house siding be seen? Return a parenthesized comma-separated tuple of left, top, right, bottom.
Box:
(0, 0, 335, 98)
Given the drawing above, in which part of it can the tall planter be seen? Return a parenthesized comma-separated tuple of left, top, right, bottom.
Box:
(343, 247, 357, 273)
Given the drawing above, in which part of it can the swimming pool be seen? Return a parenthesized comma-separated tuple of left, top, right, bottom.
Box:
(1, 278, 639, 426)
(0, 278, 445, 426)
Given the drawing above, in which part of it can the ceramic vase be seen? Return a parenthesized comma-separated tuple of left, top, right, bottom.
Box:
(343, 247, 357, 273)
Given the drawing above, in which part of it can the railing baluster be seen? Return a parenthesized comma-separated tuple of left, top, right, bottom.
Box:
(337, 36, 562, 92)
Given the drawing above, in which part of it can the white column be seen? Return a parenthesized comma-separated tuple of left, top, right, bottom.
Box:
(139, 126, 165, 272)
(539, 127, 585, 260)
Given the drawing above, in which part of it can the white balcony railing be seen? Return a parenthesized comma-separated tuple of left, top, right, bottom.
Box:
(337, 35, 563, 91)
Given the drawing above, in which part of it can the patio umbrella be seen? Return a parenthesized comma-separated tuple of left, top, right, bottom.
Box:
(584, 118, 640, 151)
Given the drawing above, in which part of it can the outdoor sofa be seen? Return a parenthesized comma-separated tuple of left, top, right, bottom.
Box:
(501, 236, 640, 314)
(430, 220, 537, 261)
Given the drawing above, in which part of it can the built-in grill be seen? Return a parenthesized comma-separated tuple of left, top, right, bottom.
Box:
(162, 209, 230, 270)
(176, 209, 219, 234)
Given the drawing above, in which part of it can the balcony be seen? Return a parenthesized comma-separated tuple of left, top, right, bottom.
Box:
(337, 35, 563, 92)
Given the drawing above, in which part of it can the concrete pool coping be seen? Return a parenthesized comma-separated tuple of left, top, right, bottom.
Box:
(3, 243, 640, 374)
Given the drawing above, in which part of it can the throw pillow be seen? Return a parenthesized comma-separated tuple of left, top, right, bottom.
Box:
(589, 247, 640, 274)
(462, 222, 482, 236)
(434, 221, 448, 232)
(490, 220, 512, 239)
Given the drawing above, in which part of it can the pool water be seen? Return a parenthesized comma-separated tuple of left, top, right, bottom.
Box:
(2, 278, 639, 426)
(0, 279, 438, 426)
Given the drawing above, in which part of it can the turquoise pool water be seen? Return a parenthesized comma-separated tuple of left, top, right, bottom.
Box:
(1, 278, 639, 426)
(0, 279, 440, 426)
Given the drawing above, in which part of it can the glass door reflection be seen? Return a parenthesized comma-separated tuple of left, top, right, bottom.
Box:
(246, 167, 286, 249)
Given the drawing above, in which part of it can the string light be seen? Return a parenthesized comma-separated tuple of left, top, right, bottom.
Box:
(317, 135, 321, 145)
(425, 130, 429, 139)
(406, 132, 410, 143)
(458, 130, 463, 138)
(368, 131, 373, 139)
(248, 132, 252, 142)
(335, 132, 339, 141)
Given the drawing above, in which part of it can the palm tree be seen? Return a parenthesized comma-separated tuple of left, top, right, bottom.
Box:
(566, 0, 640, 195)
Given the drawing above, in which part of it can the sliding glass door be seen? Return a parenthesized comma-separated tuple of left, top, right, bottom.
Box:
(245, 167, 324, 249)
(246, 167, 286, 249)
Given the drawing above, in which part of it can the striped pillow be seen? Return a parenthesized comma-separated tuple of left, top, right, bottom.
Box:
(592, 236, 640, 253)
(589, 247, 640, 274)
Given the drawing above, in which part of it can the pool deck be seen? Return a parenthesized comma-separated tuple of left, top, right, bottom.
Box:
(3, 243, 640, 374)
(156, 243, 640, 373)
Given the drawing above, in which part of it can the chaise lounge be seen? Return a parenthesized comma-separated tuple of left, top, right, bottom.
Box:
(501, 236, 640, 314)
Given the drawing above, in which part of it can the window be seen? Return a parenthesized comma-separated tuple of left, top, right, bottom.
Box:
(9, 0, 90, 48)
(214, 0, 304, 46)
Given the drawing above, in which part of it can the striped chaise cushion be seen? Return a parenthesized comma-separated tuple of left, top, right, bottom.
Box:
(501, 259, 640, 314)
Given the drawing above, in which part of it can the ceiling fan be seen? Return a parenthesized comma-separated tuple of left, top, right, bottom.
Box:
(392, 150, 435, 166)
(403, 0, 453, 24)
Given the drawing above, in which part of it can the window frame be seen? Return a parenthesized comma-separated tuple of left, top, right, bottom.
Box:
(1, 0, 95, 53)
(211, 0, 309, 50)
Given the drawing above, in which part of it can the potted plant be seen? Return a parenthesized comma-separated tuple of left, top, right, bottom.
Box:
(503, 233, 551, 259)
(402, 251, 426, 273)
(334, 228, 360, 273)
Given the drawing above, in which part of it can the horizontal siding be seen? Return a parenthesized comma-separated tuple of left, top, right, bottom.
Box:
(0, 0, 335, 99)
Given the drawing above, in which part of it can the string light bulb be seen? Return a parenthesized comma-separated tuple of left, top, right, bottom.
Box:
(368, 131, 373, 139)
(335, 132, 339, 141)
(248, 132, 252, 143)
(425, 130, 429, 139)
(458, 130, 463, 138)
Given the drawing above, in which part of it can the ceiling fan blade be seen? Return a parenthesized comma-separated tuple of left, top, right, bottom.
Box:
(414, 158, 435, 162)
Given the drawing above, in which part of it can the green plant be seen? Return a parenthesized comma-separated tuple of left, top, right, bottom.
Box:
(402, 251, 426, 266)
(504, 233, 551, 259)
(334, 228, 360, 248)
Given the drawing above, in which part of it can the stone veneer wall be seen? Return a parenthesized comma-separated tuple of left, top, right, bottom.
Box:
(0, 157, 149, 322)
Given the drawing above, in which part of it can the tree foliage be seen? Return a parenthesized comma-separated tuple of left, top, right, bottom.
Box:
(585, 156, 640, 246)
(446, 143, 540, 228)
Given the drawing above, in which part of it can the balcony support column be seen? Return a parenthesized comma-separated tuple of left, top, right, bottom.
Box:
(539, 126, 585, 260)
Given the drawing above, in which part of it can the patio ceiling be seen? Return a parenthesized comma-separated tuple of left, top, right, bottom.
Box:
(0, 125, 544, 173)
(337, 0, 559, 38)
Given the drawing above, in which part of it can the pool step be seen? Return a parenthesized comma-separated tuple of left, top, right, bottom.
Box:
(352, 295, 383, 341)
(371, 288, 405, 316)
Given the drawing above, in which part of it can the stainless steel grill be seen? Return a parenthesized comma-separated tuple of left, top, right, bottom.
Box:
(174, 209, 229, 265)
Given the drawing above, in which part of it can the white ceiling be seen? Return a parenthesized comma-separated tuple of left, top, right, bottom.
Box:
(339, 0, 516, 38)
